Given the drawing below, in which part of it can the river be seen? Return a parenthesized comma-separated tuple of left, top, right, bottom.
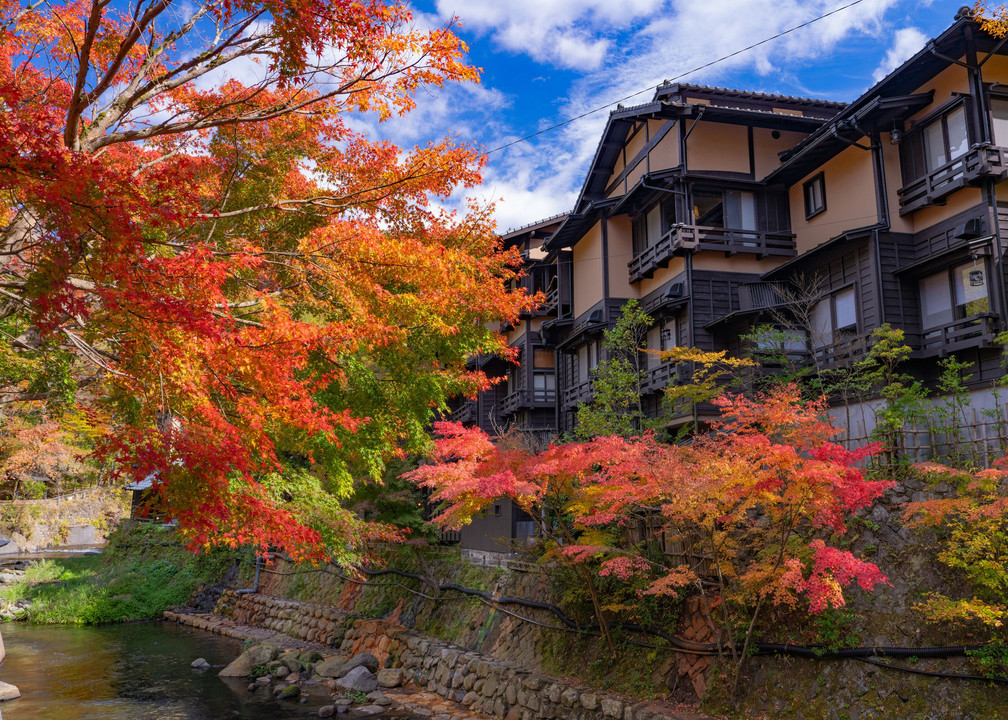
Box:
(0, 621, 411, 719)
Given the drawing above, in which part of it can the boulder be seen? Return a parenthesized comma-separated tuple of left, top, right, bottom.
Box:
(376, 668, 403, 688)
(334, 666, 379, 694)
(314, 654, 350, 678)
(317, 705, 335, 718)
(276, 684, 301, 700)
(190, 658, 211, 669)
(0, 681, 19, 701)
(341, 652, 379, 675)
(219, 643, 280, 678)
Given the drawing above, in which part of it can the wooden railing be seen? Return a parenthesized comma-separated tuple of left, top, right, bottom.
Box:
(629, 224, 796, 282)
(562, 379, 594, 408)
(447, 400, 476, 423)
(899, 144, 1008, 214)
(908, 313, 999, 357)
(500, 387, 557, 416)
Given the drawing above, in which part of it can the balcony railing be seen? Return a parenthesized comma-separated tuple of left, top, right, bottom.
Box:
(562, 379, 594, 408)
(810, 334, 871, 368)
(447, 400, 477, 423)
(500, 387, 557, 416)
(899, 144, 1008, 214)
(642, 362, 690, 394)
(629, 224, 796, 282)
(909, 313, 999, 357)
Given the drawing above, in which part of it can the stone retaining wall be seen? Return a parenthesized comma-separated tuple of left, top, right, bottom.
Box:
(179, 588, 700, 720)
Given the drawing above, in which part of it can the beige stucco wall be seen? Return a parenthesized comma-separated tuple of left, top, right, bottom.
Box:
(911, 187, 983, 232)
(789, 144, 878, 254)
(686, 121, 750, 174)
(607, 215, 636, 301)
(906, 62, 969, 127)
(691, 252, 786, 275)
(648, 120, 680, 172)
(638, 258, 685, 297)
(573, 221, 604, 318)
(753, 128, 808, 180)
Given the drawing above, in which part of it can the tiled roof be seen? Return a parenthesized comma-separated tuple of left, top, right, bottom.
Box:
(659, 82, 847, 109)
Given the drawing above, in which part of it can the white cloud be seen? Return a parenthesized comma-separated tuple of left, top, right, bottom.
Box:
(872, 27, 928, 82)
(435, 0, 664, 70)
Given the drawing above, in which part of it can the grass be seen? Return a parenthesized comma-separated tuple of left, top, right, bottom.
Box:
(0, 523, 235, 624)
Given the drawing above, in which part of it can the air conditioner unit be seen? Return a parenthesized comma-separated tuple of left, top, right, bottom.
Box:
(587, 309, 604, 324)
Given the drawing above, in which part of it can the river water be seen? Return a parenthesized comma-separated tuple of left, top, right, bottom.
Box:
(0, 621, 390, 719)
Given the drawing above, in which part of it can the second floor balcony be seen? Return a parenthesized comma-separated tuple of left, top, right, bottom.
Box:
(629, 224, 796, 282)
(447, 400, 477, 424)
(909, 313, 1000, 358)
(500, 386, 557, 416)
(898, 143, 1008, 214)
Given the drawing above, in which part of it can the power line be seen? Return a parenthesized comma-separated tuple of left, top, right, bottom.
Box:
(486, 0, 867, 155)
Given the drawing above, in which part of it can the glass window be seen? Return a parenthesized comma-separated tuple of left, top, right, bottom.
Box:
(952, 261, 990, 317)
(803, 173, 825, 219)
(811, 300, 832, 348)
(693, 190, 724, 227)
(577, 346, 588, 383)
(646, 325, 662, 367)
(919, 271, 954, 329)
(834, 287, 857, 332)
(946, 106, 969, 161)
(924, 116, 948, 169)
(646, 205, 662, 248)
(724, 190, 757, 231)
(992, 97, 1008, 146)
(533, 372, 555, 396)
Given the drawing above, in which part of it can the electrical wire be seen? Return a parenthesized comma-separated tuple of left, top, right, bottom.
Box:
(485, 0, 867, 155)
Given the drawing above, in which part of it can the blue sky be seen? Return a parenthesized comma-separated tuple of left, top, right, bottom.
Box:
(367, 0, 970, 231)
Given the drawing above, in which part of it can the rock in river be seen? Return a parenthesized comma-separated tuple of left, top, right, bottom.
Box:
(334, 666, 378, 694)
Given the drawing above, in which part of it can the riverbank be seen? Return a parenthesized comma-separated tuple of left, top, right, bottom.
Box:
(0, 523, 235, 623)
(165, 591, 713, 720)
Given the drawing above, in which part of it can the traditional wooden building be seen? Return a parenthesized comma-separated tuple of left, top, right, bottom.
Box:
(454, 6, 1008, 449)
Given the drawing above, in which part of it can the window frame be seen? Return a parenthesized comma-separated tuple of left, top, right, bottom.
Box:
(918, 259, 992, 331)
(810, 284, 860, 348)
(899, 96, 973, 186)
(802, 172, 826, 219)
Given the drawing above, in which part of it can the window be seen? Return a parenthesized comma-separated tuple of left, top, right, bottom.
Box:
(645, 318, 677, 367)
(810, 287, 859, 348)
(693, 189, 756, 230)
(632, 198, 676, 255)
(533, 348, 555, 369)
(532, 372, 555, 399)
(991, 96, 1008, 146)
(900, 102, 971, 185)
(577, 340, 601, 384)
(803, 173, 825, 219)
(919, 261, 990, 330)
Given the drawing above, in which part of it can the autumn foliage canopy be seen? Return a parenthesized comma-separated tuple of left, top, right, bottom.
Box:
(0, 0, 531, 558)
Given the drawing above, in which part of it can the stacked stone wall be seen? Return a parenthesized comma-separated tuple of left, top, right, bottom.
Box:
(182, 588, 693, 720)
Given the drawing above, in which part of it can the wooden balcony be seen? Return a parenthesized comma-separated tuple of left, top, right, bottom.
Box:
(629, 225, 796, 282)
(562, 379, 594, 408)
(898, 144, 1008, 215)
(447, 400, 477, 423)
(500, 387, 557, 416)
(909, 313, 1000, 358)
(810, 334, 871, 368)
(642, 362, 689, 394)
